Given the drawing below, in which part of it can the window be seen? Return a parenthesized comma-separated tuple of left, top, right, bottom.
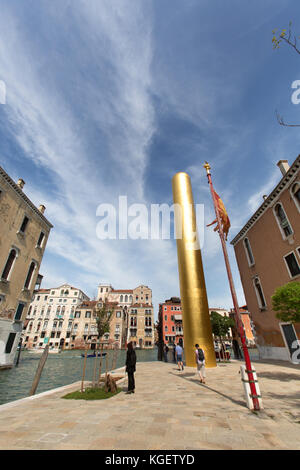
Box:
(15, 302, 25, 321)
(253, 277, 266, 309)
(75, 311, 81, 318)
(120, 295, 123, 302)
(274, 203, 293, 238)
(85, 311, 91, 318)
(5, 333, 16, 354)
(244, 237, 255, 266)
(284, 252, 300, 278)
(116, 311, 121, 318)
(291, 182, 300, 212)
(1, 248, 18, 280)
(19, 216, 29, 234)
(24, 262, 36, 289)
(37, 232, 45, 247)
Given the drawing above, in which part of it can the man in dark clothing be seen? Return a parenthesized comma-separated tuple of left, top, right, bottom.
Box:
(163, 344, 169, 362)
(125, 342, 136, 394)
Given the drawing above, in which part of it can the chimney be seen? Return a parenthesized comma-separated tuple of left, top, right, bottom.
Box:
(39, 205, 46, 214)
(17, 178, 25, 189)
(277, 160, 290, 176)
(263, 195, 267, 201)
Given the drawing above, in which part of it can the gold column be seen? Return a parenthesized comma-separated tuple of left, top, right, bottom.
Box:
(172, 172, 216, 368)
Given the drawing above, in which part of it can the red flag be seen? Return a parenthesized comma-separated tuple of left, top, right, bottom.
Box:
(207, 190, 231, 240)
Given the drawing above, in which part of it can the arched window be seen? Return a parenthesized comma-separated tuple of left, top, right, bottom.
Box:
(291, 182, 300, 211)
(125, 295, 128, 302)
(244, 237, 255, 266)
(1, 249, 17, 280)
(120, 295, 123, 303)
(129, 295, 133, 302)
(253, 277, 266, 309)
(24, 262, 36, 289)
(274, 203, 293, 238)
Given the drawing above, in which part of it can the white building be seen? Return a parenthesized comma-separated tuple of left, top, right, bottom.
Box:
(23, 284, 89, 350)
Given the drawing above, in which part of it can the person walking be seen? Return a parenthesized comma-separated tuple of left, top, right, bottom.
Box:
(125, 342, 136, 394)
(195, 343, 206, 384)
(175, 342, 184, 370)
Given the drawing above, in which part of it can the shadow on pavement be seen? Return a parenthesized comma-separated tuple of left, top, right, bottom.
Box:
(258, 371, 300, 382)
(171, 372, 247, 409)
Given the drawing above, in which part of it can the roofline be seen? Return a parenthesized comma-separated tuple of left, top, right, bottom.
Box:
(230, 155, 300, 246)
(0, 165, 53, 229)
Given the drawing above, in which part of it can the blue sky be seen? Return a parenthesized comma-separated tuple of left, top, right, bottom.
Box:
(1, 0, 300, 317)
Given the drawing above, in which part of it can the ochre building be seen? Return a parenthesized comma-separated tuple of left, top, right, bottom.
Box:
(0, 167, 52, 368)
(231, 157, 300, 361)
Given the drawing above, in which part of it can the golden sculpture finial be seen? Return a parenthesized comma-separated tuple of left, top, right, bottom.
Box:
(203, 161, 211, 174)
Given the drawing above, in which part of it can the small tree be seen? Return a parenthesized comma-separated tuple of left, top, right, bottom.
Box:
(93, 302, 113, 388)
(94, 302, 113, 340)
(210, 311, 235, 360)
(272, 281, 300, 323)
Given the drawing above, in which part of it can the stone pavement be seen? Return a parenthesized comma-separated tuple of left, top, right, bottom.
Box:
(0, 359, 299, 450)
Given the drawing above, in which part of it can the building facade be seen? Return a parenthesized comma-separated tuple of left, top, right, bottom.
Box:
(158, 298, 254, 347)
(0, 167, 52, 368)
(97, 284, 154, 349)
(23, 284, 90, 350)
(23, 283, 155, 350)
(231, 157, 300, 361)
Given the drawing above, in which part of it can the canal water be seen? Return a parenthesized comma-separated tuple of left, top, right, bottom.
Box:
(0, 348, 158, 405)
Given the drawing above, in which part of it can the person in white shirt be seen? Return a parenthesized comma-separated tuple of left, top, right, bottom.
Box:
(195, 343, 206, 384)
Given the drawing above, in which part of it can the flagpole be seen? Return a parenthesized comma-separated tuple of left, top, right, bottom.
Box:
(203, 162, 260, 411)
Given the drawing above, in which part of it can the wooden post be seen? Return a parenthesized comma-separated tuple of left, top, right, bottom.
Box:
(97, 342, 104, 387)
(81, 345, 88, 393)
(29, 345, 49, 396)
(92, 345, 98, 387)
(15, 338, 23, 367)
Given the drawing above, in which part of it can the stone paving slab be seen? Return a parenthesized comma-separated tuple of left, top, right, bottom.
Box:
(0, 359, 299, 450)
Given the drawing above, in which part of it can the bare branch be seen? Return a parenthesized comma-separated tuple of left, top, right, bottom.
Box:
(275, 110, 300, 127)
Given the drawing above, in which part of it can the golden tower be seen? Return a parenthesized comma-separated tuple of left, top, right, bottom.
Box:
(172, 172, 216, 368)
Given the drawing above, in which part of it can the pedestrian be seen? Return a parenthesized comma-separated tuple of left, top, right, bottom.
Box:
(175, 342, 184, 370)
(195, 343, 206, 384)
(163, 344, 169, 362)
(125, 342, 136, 394)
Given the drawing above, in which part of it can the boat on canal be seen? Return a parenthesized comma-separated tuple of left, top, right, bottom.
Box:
(80, 352, 107, 358)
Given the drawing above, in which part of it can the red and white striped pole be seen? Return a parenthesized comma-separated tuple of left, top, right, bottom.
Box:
(204, 162, 260, 411)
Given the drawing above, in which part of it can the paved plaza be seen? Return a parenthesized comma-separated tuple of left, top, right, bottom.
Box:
(0, 359, 299, 450)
